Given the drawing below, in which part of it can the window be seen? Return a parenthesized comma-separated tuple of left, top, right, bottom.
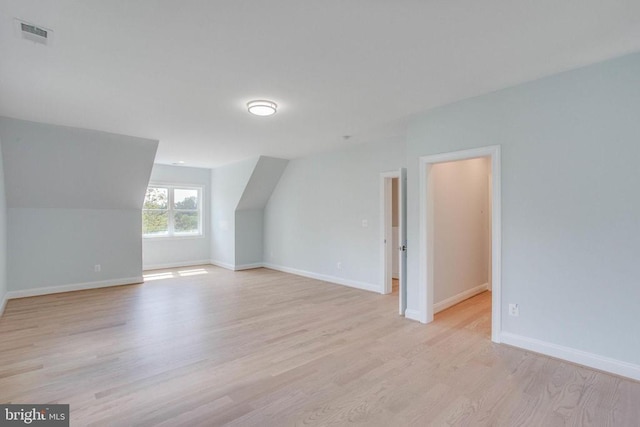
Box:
(143, 185, 202, 237)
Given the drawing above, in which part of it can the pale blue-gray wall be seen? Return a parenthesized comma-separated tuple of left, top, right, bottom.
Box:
(8, 209, 144, 289)
(210, 157, 259, 267)
(143, 164, 211, 270)
(235, 209, 264, 266)
(406, 52, 640, 364)
(235, 156, 288, 266)
(264, 138, 406, 287)
(211, 156, 288, 268)
(0, 117, 158, 292)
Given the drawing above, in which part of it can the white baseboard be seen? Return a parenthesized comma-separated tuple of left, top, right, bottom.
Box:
(210, 260, 262, 271)
(500, 332, 640, 382)
(210, 259, 235, 270)
(143, 259, 211, 271)
(6, 276, 144, 300)
(404, 309, 422, 322)
(434, 283, 488, 314)
(234, 263, 263, 271)
(263, 262, 381, 294)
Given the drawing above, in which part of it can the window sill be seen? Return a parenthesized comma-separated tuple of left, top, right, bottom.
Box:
(143, 234, 205, 241)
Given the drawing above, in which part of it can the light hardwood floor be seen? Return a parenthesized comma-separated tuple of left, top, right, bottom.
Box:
(1, 266, 639, 426)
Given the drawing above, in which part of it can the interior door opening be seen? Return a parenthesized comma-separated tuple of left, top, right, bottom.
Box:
(419, 145, 501, 342)
(381, 169, 407, 315)
(430, 157, 492, 321)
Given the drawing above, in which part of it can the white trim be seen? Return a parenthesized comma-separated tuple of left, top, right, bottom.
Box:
(143, 234, 206, 242)
(404, 309, 422, 322)
(143, 183, 204, 238)
(209, 260, 263, 271)
(434, 283, 488, 314)
(398, 167, 407, 316)
(500, 332, 640, 382)
(418, 154, 429, 324)
(143, 259, 211, 271)
(492, 147, 502, 343)
(6, 276, 144, 299)
(234, 263, 263, 271)
(419, 145, 502, 343)
(210, 259, 236, 270)
(263, 262, 381, 293)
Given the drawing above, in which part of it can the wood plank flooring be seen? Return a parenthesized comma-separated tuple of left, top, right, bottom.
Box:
(1, 266, 639, 426)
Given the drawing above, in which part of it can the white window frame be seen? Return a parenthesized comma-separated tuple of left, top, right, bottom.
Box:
(143, 183, 204, 239)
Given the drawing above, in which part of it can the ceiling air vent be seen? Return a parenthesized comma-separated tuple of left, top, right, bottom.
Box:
(14, 19, 53, 46)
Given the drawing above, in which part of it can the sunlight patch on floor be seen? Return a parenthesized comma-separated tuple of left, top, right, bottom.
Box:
(143, 268, 209, 281)
(177, 268, 208, 277)
(143, 272, 175, 281)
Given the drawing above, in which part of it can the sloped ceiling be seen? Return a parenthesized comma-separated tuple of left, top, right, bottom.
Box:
(0, 117, 158, 210)
(237, 157, 289, 211)
(212, 156, 260, 214)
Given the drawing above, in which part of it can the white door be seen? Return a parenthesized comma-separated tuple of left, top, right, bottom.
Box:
(399, 167, 407, 315)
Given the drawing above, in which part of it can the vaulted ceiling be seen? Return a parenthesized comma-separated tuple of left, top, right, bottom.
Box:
(1, 1, 639, 167)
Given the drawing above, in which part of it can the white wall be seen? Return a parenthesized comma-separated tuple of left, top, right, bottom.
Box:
(8, 209, 143, 291)
(0, 136, 7, 312)
(143, 164, 211, 270)
(0, 117, 157, 294)
(235, 209, 263, 266)
(211, 156, 288, 269)
(211, 157, 259, 268)
(235, 156, 288, 267)
(431, 158, 489, 304)
(406, 52, 640, 366)
(264, 138, 406, 291)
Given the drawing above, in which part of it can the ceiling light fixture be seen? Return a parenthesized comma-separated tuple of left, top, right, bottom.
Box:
(247, 100, 277, 116)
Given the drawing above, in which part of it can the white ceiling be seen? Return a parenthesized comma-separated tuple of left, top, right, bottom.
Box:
(1, 1, 639, 168)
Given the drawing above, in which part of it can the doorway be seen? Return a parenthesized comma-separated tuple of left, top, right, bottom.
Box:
(418, 146, 502, 342)
(380, 169, 407, 315)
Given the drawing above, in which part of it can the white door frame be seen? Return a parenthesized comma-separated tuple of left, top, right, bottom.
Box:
(379, 171, 400, 295)
(418, 145, 502, 343)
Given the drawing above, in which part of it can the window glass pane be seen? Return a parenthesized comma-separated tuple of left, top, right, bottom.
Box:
(174, 211, 199, 234)
(143, 211, 169, 235)
(174, 189, 199, 209)
(143, 187, 168, 209)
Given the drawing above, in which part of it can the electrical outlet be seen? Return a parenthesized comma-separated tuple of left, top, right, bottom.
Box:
(94, 264, 101, 273)
(361, 219, 368, 228)
(337, 262, 342, 270)
(509, 303, 519, 317)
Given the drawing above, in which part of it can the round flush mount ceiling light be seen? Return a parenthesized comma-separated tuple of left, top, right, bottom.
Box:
(247, 100, 277, 116)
